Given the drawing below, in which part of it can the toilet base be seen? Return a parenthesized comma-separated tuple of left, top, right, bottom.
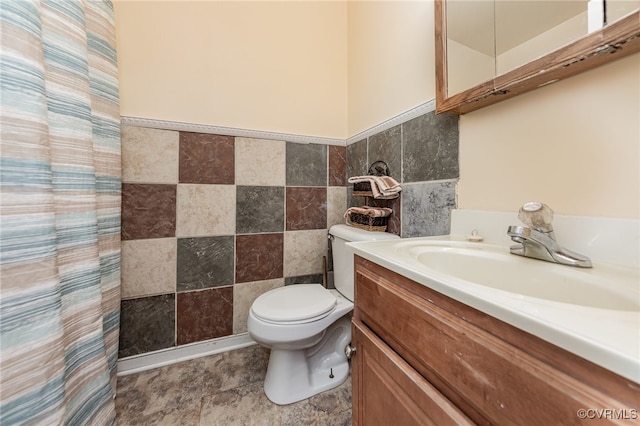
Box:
(263, 316, 352, 405)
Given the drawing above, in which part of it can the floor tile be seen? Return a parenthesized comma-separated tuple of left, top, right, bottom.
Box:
(116, 345, 353, 426)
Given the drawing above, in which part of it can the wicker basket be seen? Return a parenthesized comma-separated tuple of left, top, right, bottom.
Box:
(352, 181, 372, 197)
(346, 212, 389, 232)
(352, 160, 391, 197)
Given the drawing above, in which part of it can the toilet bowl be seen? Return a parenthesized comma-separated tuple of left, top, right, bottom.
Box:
(247, 224, 400, 405)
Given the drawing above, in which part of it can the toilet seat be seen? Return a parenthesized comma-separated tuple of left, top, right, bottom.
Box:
(251, 285, 337, 324)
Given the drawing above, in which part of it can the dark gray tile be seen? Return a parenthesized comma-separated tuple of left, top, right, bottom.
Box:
(402, 112, 459, 183)
(401, 181, 456, 238)
(346, 139, 368, 179)
(368, 125, 402, 181)
(177, 236, 234, 292)
(286, 143, 327, 187)
(119, 294, 175, 358)
(285, 274, 324, 286)
(236, 186, 284, 234)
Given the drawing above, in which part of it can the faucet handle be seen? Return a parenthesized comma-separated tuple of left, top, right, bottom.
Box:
(518, 202, 554, 233)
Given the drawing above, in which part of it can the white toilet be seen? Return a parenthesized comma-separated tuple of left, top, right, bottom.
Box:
(247, 224, 400, 405)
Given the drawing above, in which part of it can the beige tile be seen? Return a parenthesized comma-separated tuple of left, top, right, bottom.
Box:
(284, 230, 328, 277)
(233, 279, 284, 334)
(235, 137, 286, 186)
(176, 184, 235, 237)
(327, 186, 348, 228)
(121, 238, 176, 299)
(121, 125, 179, 183)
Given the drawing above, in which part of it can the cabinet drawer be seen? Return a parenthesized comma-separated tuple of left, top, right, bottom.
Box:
(352, 320, 473, 426)
(355, 257, 636, 426)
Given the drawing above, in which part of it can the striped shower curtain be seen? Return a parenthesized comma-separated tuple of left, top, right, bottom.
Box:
(1, 0, 120, 424)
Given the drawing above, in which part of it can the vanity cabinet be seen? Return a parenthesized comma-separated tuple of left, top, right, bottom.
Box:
(351, 256, 639, 426)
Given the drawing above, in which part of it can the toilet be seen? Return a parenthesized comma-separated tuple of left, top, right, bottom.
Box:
(247, 224, 400, 405)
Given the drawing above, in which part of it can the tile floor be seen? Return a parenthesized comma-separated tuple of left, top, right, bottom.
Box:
(115, 345, 352, 425)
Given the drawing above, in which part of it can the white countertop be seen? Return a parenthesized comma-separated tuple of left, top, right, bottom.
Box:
(348, 234, 640, 383)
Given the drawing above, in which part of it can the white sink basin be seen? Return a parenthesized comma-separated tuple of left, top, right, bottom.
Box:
(396, 240, 639, 311)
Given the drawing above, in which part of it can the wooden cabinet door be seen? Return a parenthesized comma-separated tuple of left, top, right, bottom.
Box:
(351, 320, 473, 426)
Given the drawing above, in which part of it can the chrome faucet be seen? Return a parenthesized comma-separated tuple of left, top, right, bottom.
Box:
(507, 202, 592, 268)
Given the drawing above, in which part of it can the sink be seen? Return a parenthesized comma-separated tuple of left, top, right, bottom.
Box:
(395, 240, 640, 311)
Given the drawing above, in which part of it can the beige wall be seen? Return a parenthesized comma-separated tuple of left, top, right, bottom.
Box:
(457, 53, 639, 218)
(114, 0, 348, 139)
(347, 0, 434, 136)
(115, 1, 638, 219)
(347, 2, 638, 219)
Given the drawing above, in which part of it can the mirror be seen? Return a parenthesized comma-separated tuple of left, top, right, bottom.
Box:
(435, 0, 640, 114)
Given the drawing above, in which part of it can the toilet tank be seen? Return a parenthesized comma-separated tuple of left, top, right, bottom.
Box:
(329, 224, 400, 301)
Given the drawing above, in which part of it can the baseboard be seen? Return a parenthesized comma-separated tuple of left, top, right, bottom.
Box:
(117, 333, 256, 376)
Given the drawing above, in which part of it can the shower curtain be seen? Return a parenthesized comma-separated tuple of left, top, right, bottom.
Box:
(1, 0, 121, 424)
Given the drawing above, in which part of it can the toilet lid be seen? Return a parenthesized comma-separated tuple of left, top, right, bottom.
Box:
(251, 284, 337, 323)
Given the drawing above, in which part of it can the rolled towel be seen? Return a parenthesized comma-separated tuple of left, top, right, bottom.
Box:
(348, 175, 402, 199)
(344, 206, 393, 219)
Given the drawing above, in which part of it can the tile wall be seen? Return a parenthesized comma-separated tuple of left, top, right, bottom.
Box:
(119, 127, 347, 358)
(118, 109, 459, 359)
(347, 111, 459, 238)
